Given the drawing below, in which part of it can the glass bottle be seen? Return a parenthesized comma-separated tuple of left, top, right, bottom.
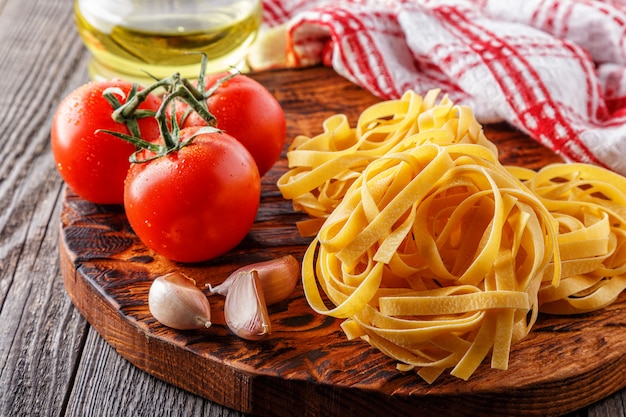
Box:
(74, 0, 262, 84)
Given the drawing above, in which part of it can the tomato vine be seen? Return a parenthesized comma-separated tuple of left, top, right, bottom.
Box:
(99, 54, 238, 163)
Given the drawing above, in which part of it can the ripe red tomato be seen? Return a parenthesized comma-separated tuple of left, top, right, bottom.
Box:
(124, 127, 261, 263)
(181, 73, 287, 177)
(51, 80, 161, 204)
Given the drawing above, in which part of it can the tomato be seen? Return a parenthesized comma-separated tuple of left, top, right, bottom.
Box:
(124, 127, 261, 263)
(180, 73, 287, 177)
(51, 80, 161, 204)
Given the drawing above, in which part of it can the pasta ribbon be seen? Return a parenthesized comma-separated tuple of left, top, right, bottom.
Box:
(511, 164, 626, 314)
(279, 90, 625, 383)
(277, 90, 497, 227)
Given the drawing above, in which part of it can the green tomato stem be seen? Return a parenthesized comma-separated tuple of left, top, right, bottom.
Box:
(100, 53, 236, 163)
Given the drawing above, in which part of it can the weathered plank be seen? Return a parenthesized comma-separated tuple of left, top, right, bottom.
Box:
(0, 1, 91, 417)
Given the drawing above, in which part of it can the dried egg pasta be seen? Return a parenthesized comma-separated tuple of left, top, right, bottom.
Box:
(277, 89, 497, 228)
(510, 164, 626, 314)
(278, 90, 625, 383)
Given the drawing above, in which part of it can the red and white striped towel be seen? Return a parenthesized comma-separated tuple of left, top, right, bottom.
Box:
(249, 0, 626, 176)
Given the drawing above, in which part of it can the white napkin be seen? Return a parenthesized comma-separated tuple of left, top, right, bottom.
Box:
(249, 0, 626, 176)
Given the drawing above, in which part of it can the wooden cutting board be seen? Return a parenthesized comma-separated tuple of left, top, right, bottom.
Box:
(59, 66, 626, 417)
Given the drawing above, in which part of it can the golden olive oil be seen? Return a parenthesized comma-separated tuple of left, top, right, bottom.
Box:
(74, 0, 262, 83)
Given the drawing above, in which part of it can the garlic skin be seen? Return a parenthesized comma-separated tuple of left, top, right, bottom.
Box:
(148, 272, 212, 330)
(208, 255, 299, 305)
(223, 270, 271, 341)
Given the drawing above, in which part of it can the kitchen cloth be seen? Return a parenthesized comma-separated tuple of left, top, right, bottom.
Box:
(248, 0, 626, 176)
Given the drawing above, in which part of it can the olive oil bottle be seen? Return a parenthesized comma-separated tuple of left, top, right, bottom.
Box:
(74, 0, 262, 83)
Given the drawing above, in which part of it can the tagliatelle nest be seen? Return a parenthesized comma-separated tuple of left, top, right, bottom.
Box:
(276, 90, 626, 383)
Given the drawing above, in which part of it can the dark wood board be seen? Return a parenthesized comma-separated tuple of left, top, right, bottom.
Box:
(59, 66, 626, 417)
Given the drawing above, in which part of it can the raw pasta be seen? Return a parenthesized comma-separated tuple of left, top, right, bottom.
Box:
(510, 164, 626, 314)
(277, 89, 497, 228)
(278, 90, 625, 382)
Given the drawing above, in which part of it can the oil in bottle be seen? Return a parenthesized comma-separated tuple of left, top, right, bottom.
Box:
(74, 0, 262, 83)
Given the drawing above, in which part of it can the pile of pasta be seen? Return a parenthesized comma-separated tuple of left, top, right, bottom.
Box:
(276, 90, 626, 383)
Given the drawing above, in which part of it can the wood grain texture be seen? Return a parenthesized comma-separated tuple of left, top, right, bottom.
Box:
(0, 1, 91, 417)
(59, 67, 626, 417)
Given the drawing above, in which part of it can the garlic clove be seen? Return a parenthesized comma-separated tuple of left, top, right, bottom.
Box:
(259, 254, 300, 306)
(223, 270, 271, 341)
(208, 255, 300, 305)
(148, 272, 212, 330)
(208, 271, 243, 297)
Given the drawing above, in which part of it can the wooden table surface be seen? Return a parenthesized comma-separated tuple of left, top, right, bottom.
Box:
(1, 1, 624, 417)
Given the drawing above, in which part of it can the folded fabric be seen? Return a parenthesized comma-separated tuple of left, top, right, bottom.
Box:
(249, 0, 626, 176)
